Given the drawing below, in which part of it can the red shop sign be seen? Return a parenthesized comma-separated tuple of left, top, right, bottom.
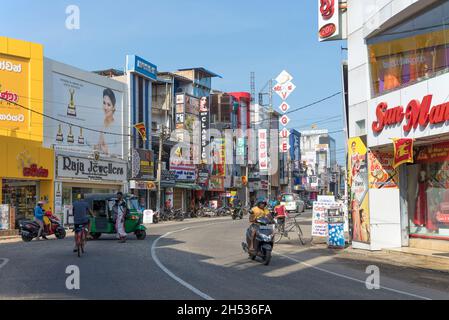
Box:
(319, 23, 336, 39)
(372, 94, 449, 134)
(23, 164, 49, 178)
(320, 0, 335, 20)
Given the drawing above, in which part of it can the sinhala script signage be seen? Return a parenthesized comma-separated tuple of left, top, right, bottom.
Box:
(57, 155, 126, 181)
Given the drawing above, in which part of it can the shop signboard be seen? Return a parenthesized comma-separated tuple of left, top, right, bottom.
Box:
(161, 170, 176, 187)
(56, 154, 127, 182)
(208, 176, 224, 192)
(46, 72, 125, 158)
(126, 55, 157, 81)
(0, 205, 10, 230)
(318, 0, 341, 41)
(131, 149, 155, 180)
(170, 162, 196, 182)
(312, 201, 328, 237)
(348, 137, 370, 244)
(129, 180, 157, 191)
(210, 137, 226, 177)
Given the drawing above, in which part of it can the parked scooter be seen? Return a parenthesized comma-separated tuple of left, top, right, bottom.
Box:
(20, 213, 66, 242)
(241, 216, 275, 265)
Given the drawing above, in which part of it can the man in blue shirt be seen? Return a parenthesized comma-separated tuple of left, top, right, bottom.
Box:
(34, 201, 46, 240)
(72, 193, 93, 252)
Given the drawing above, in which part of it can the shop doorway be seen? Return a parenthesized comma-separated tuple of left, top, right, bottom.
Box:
(2, 179, 39, 229)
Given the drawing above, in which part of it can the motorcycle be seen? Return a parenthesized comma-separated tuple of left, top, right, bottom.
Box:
(232, 206, 243, 220)
(241, 216, 275, 266)
(20, 213, 66, 242)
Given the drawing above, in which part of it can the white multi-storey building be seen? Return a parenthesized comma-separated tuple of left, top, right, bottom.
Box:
(346, 0, 449, 251)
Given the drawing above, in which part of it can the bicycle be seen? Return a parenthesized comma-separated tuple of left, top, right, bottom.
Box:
(273, 213, 305, 245)
(74, 224, 88, 257)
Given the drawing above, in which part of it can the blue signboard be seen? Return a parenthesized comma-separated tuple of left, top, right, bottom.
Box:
(126, 55, 158, 81)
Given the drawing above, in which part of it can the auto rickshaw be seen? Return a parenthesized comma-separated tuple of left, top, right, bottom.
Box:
(84, 193, 147, 240)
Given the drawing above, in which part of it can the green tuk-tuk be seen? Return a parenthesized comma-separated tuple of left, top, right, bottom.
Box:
(85, 194, 147, 240)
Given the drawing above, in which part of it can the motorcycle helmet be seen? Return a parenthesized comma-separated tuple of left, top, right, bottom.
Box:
(256, 197, 267, 206)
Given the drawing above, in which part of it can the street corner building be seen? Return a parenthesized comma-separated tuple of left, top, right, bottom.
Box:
(346, 0, 449, 251)
(0, 37, 55, 235)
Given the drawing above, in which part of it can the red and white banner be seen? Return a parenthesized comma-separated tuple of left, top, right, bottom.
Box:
(258, 129, 268, 171)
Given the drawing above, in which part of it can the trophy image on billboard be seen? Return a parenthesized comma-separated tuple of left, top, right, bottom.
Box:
(56, 124, 64, 142)
(78, 127, 85, 144)
(67, 89, 77, 117)
(67, 125, 74, 143)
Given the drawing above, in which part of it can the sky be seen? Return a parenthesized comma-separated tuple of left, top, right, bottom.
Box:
(3, 0, 347, 164)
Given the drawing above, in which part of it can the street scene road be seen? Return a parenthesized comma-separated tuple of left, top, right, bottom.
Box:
(1, 213, 448, 300)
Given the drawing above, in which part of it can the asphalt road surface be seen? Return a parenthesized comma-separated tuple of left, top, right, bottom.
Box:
(0, 211, 448, 300)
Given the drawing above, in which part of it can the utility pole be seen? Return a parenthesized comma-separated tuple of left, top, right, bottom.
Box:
(268, 79, 273, 201)
(156, 81, 170, 213)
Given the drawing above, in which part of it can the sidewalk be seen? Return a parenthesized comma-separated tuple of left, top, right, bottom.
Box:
(315, 244, 449, 273)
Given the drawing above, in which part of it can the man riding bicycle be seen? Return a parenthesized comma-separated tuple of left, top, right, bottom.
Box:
(72, 193, 93, 252)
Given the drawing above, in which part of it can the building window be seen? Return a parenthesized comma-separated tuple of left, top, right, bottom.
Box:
(407, 142, 449, 240)
(368, 0, 449, 96)
(356, 120, 366, 136)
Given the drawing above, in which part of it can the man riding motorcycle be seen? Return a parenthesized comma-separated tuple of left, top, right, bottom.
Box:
(248, 198, 270, 254)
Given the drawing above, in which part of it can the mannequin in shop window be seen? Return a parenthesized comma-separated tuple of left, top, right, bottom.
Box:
(414, 168, 428, 229)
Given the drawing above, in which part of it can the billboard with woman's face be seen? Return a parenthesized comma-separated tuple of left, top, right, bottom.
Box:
(45, 72, 124, 158)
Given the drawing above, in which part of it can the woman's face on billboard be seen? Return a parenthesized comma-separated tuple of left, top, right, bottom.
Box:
(200, 97, 207, 108)
(103, 95, 115, 118)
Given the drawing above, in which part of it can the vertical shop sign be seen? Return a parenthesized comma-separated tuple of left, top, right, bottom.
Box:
(258, 129, 268, 171)
(200, 96, 210, 164)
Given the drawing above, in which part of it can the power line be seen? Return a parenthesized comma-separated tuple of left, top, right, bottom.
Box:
(0, 97, 131, 137)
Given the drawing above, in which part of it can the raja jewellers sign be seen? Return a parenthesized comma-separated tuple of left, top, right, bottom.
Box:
(57, 155, 127, 182)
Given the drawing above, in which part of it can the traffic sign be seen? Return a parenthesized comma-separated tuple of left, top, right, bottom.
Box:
(279, 102, 290, 113)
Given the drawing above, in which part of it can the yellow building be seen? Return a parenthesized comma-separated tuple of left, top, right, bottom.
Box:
(0, 37, 53, 232)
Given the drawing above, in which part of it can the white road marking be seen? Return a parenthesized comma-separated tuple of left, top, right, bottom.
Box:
(0, 258, 10, 270)
(275, 252, 432, 300)
(151, 225, 221, 301)
(152, 219, 432, 301)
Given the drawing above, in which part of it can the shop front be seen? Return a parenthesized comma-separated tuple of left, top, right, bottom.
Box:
(54, 152, 127, 223)
(0, 136, 54, 231)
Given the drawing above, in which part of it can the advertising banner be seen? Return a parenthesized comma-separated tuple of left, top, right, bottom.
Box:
(198, 169, 209, 188)
(416, 141, 449, 163)
(258, 129, 268, 171)
(312, 201, 328, 237)
(348, 137, 371, 244)
(368, 150, 399, 189)
(211, 137, 225, 177)
(131, 149, 154, 180)
(46, 73, 124, 157)
(0, 205, 10, 230)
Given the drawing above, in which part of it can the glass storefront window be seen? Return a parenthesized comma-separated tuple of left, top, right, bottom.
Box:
(407, 143, 449, 239)
(367, 0, 449, 96)
(2, 180, 38, 228)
